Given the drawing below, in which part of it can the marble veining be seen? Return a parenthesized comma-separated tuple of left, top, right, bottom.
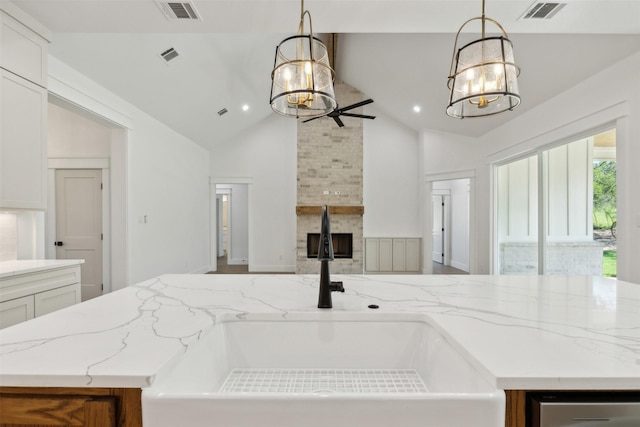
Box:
(0, 274, 639, 390)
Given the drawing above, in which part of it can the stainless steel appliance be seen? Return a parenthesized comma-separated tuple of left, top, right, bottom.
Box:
(531, 393, 640, 426)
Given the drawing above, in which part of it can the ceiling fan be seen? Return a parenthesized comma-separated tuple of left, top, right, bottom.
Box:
(303, 98, 376, 128)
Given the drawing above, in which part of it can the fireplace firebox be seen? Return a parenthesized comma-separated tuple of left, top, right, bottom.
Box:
(307, 233, 353, 259)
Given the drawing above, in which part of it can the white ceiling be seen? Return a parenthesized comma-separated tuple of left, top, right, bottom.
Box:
(10, 0, 640, 150)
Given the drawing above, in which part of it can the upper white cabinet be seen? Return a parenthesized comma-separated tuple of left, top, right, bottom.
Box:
(0, 11, 48, 87)
(0, 9, 49, 210)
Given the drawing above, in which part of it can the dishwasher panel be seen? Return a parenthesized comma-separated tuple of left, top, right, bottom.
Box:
(531, 394, 640, 426)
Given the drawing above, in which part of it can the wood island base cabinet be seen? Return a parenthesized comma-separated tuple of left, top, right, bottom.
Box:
(0, 387, 142, 427)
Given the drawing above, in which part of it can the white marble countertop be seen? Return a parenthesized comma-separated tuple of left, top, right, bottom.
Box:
(0, 274, 638, 391)
(0, 259, 85, 279)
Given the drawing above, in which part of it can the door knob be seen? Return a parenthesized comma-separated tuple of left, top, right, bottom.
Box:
(54, 241, 64, 246)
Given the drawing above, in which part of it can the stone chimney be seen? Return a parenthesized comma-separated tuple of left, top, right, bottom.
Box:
(296, 81, 366, 274)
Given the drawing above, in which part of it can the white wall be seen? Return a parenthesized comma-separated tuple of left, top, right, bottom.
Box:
(48, 102, 111, 158)
(210, 114, 297, 272)
(48, 57, 211, 285)
(210, 107, 422, 272)
(363, 107, 420, 237)
(476, 50, 640, 282)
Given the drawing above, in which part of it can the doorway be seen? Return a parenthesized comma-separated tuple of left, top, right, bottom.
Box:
(431, 179, 470, 274)
(215, 183, 249, 271)
(55, 169, 103, 301)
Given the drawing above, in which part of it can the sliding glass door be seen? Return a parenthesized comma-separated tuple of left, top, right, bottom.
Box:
(496, 155, 539, 274)
(496, 130, 614, 275)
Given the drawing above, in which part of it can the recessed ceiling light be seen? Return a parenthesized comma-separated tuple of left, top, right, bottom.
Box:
(413, 105, 421, 113)
(242, 104, 249, 112)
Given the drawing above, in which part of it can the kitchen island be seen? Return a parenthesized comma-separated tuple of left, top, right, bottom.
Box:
(0, 274, 638, 426)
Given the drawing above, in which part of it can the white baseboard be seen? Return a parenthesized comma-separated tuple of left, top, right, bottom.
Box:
(227, 258, 249, 265)
(451, 260, 469, 272)
(190, 265, 212, 274)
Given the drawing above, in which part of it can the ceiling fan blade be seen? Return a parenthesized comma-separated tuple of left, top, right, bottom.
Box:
(333, 116, 345, 127)
(340, 112, 376, 120)
(339, 99, 374, 112)
(302, 116, 322, 123)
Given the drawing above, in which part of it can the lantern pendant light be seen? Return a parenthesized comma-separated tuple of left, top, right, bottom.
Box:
(446, 0, 521, 118)
(270, 0, 336, 119)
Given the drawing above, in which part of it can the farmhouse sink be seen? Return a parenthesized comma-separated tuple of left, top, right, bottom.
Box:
(142, 313, 505, 427)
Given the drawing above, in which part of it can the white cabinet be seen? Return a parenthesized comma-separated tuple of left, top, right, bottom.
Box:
(0, 264, 82, 328)
(34, 283, 81, 317)
(365, 238, 421, 273)
(0, 10, 48, 210)
(0, 70, 47, 209)
(0, 11, 48, 87)
(0, 295, 34, 329)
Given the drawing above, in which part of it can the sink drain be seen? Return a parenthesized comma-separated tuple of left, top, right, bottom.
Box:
(219, 368, 428, 394)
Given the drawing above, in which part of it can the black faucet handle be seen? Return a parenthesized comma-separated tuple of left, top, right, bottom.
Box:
(330, 281, 345, 293)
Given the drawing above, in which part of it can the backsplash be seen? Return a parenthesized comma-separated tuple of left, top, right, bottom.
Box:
(296, 81, 365, 274)
(0, 213, 18, 262)
(0, 211, 45, 261)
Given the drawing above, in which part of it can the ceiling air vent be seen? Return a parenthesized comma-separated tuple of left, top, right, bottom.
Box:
(159, 47, 179, 63)
(520, 2, 566, 20)
(217, 108, 228, 116)
(156, 1, 201, 20)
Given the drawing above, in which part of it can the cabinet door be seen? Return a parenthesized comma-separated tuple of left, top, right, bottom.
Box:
(364, 239, 379, 272)
(0, 394, 116, 427)
(392, 239, 406, 271)
(35, 283, 81, 317)
(378, 239, 393, 271)
(405, 238, 421, 272)
(0, 295, 34, 329)
(0, 70, 47, 209)
(0, 11, 48, 87)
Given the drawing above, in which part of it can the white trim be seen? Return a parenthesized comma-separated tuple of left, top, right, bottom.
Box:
(487, 101, 629, 165)
(48, 158, 109, 169)
(47, 75, 134, 130)
(425, 169, 475, 182)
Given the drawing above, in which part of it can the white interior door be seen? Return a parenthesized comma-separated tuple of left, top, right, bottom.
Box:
(432, 195, 444, 263)
(55, 169, 103, 301)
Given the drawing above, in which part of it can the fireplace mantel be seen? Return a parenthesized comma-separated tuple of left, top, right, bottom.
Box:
(296, 206, 364, 216)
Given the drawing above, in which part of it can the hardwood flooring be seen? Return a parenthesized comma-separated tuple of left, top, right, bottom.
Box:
(208, 256, 467, 275)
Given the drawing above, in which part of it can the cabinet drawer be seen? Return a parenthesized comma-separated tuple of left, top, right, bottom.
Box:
(35, 283, 81, 317)
(0, 295, 34, 329)
(0, 266, 81, 302)
(0, 11, 48, 87)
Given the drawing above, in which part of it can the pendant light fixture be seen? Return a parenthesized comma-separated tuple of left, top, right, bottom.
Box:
(446, 0, 521, 118)
(270, 0, 336, 118)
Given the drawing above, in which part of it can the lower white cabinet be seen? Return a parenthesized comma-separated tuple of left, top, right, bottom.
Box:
(365, 238, 421, 273)
(0, 264, 81, 328)
(0, 295, 34, 329)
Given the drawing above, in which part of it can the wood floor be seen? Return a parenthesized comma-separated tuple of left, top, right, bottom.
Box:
(208, 255, 468, 275)
(431, 262, 468, 275)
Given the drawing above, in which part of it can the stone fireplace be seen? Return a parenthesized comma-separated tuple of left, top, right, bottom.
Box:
(296, 81, 365, 274)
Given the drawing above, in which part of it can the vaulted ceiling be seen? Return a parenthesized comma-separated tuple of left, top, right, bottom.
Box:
(11, 0, 640, 150)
